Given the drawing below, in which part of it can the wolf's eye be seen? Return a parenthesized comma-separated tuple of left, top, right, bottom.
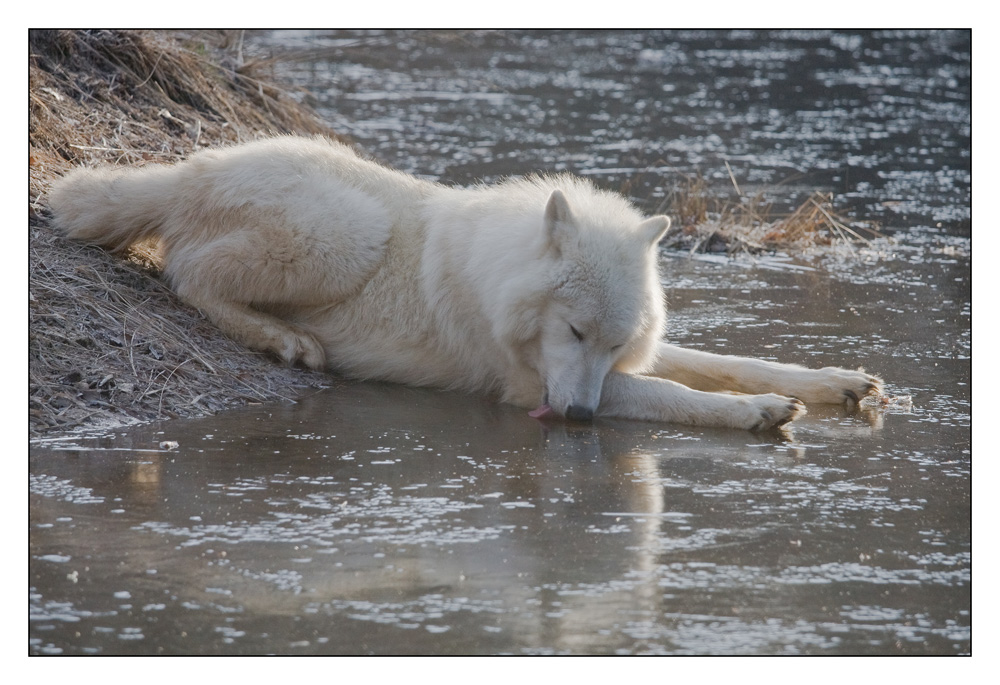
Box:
(611, 344, 623, 352)
(570, 325, 584, 342)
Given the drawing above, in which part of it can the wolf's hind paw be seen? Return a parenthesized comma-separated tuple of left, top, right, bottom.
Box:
(277, 328, 326, 371)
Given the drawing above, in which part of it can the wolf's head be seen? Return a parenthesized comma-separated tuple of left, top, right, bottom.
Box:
(532, 187, 670, 421)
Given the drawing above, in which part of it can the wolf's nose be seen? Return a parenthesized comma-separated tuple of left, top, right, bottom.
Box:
(565, 405, 594, 422)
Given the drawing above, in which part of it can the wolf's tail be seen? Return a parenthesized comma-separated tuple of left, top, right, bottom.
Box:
(49, 163, 182, 251)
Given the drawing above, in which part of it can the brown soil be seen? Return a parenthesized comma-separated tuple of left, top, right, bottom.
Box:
(29, 30, 345, 437)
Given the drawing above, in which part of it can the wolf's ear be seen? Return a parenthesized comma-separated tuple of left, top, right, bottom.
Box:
(638, 215, 671, 247)
(544, 189, 575, 256)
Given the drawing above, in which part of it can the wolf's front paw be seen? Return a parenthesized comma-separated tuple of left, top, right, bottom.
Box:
(795, 367, 882, 408)
(745, 394, 806, 432)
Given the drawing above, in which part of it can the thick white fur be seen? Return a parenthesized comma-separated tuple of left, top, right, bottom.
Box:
(50, 136, 881, 431)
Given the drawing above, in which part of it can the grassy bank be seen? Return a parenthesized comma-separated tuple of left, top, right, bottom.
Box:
(29, 30, 343, 436)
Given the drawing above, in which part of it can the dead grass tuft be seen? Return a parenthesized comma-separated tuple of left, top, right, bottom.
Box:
(658, 170, 883, 255)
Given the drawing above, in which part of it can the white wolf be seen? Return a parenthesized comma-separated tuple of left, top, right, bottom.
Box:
(50, 136, 881, 431)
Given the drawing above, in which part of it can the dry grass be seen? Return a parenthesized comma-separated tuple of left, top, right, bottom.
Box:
(29, 30, 343, 436)
(658, 170, 883, 255)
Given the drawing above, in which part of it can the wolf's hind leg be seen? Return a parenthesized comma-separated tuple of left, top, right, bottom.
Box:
(649, 342, 881, 406)
(165, 229, 351, 370)
(179, 292, 326, 369)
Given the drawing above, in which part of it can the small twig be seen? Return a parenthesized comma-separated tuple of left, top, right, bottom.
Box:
(809, 197, 871, 245)
(134, 49, 166, 89)
(68, 144, 172, 156)
(157, 359, 191, 417)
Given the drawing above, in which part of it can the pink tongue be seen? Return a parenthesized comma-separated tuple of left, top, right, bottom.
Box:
(528, 403, 555, 419)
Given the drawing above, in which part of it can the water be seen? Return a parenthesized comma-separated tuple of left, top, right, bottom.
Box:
(261, 29, 969, 229)
(29, 30, 970, 655)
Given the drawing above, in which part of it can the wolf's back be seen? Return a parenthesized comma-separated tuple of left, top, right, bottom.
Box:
(49, 163, 182, 251)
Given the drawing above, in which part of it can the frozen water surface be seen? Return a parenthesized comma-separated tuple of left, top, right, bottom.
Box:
(30, 30, 969, 655)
